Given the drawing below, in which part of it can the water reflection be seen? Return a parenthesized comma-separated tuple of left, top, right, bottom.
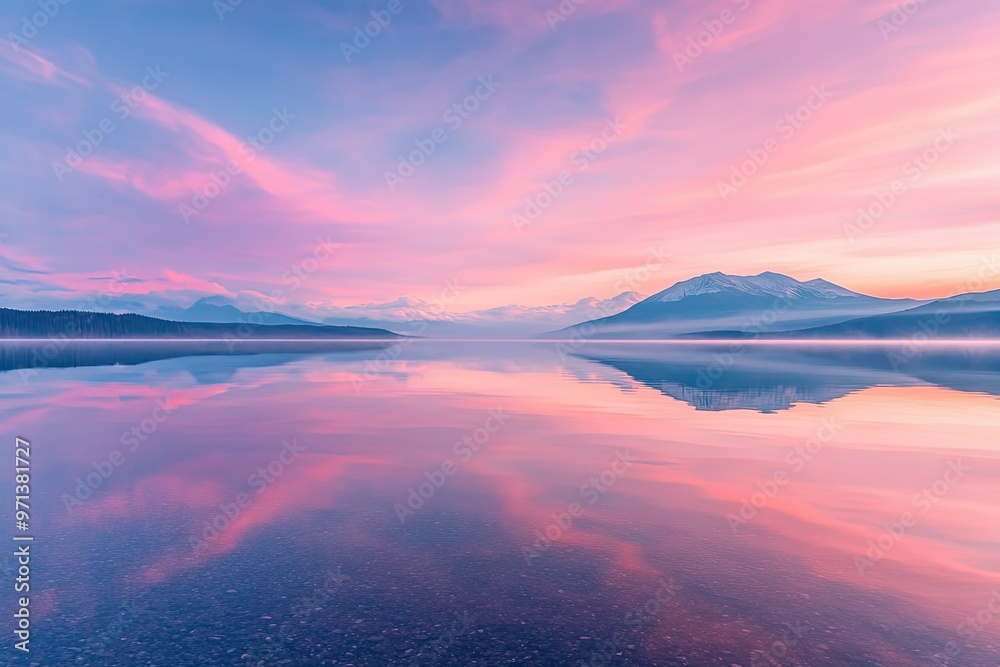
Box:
(1, 341, 998, 665)
(572, 342, 1000, 412)
(0, 339, 391, 378)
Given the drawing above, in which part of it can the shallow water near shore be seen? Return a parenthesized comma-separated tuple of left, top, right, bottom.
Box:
(1, 340, 998, 665)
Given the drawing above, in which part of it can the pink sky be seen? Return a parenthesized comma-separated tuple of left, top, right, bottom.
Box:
(0, 0, 998, 314)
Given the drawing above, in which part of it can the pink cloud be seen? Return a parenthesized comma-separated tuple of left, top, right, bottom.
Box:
(3, 0, 999, 310)
(120, 91, 387, 224)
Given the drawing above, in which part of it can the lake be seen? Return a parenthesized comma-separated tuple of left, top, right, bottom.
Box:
(2, 340, 998, 666)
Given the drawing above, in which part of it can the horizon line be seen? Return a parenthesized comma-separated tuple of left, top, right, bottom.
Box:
(2, 338, 1000, 345)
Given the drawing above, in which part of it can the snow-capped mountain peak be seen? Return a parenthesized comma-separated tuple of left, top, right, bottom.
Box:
(644, 272, 865, 303)
(801, 278, 868, 299)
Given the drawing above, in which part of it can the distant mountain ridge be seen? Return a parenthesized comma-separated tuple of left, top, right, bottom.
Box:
(153, 297, 318, 326)
(318, 291, 647, 338)
(9, 272, 1000, 341)
(119, 292, 647, 339)
(0, 308, 400, 340)
(645, 271, 867, 302)
(765, 294, 1000, 339)
(551, 271, 926, 339)
(552, 272, 1000, 340)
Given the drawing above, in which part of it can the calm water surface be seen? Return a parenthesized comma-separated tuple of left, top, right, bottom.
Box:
(1, 341, 998, 666)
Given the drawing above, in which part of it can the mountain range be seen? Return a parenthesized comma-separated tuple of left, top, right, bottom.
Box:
(5, 272, 1000, 340)
(152, 297, 316, 327)
(135, 292, 649, 339)
(553, 272, 1000, 340)
(0, 308, 400, 340)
